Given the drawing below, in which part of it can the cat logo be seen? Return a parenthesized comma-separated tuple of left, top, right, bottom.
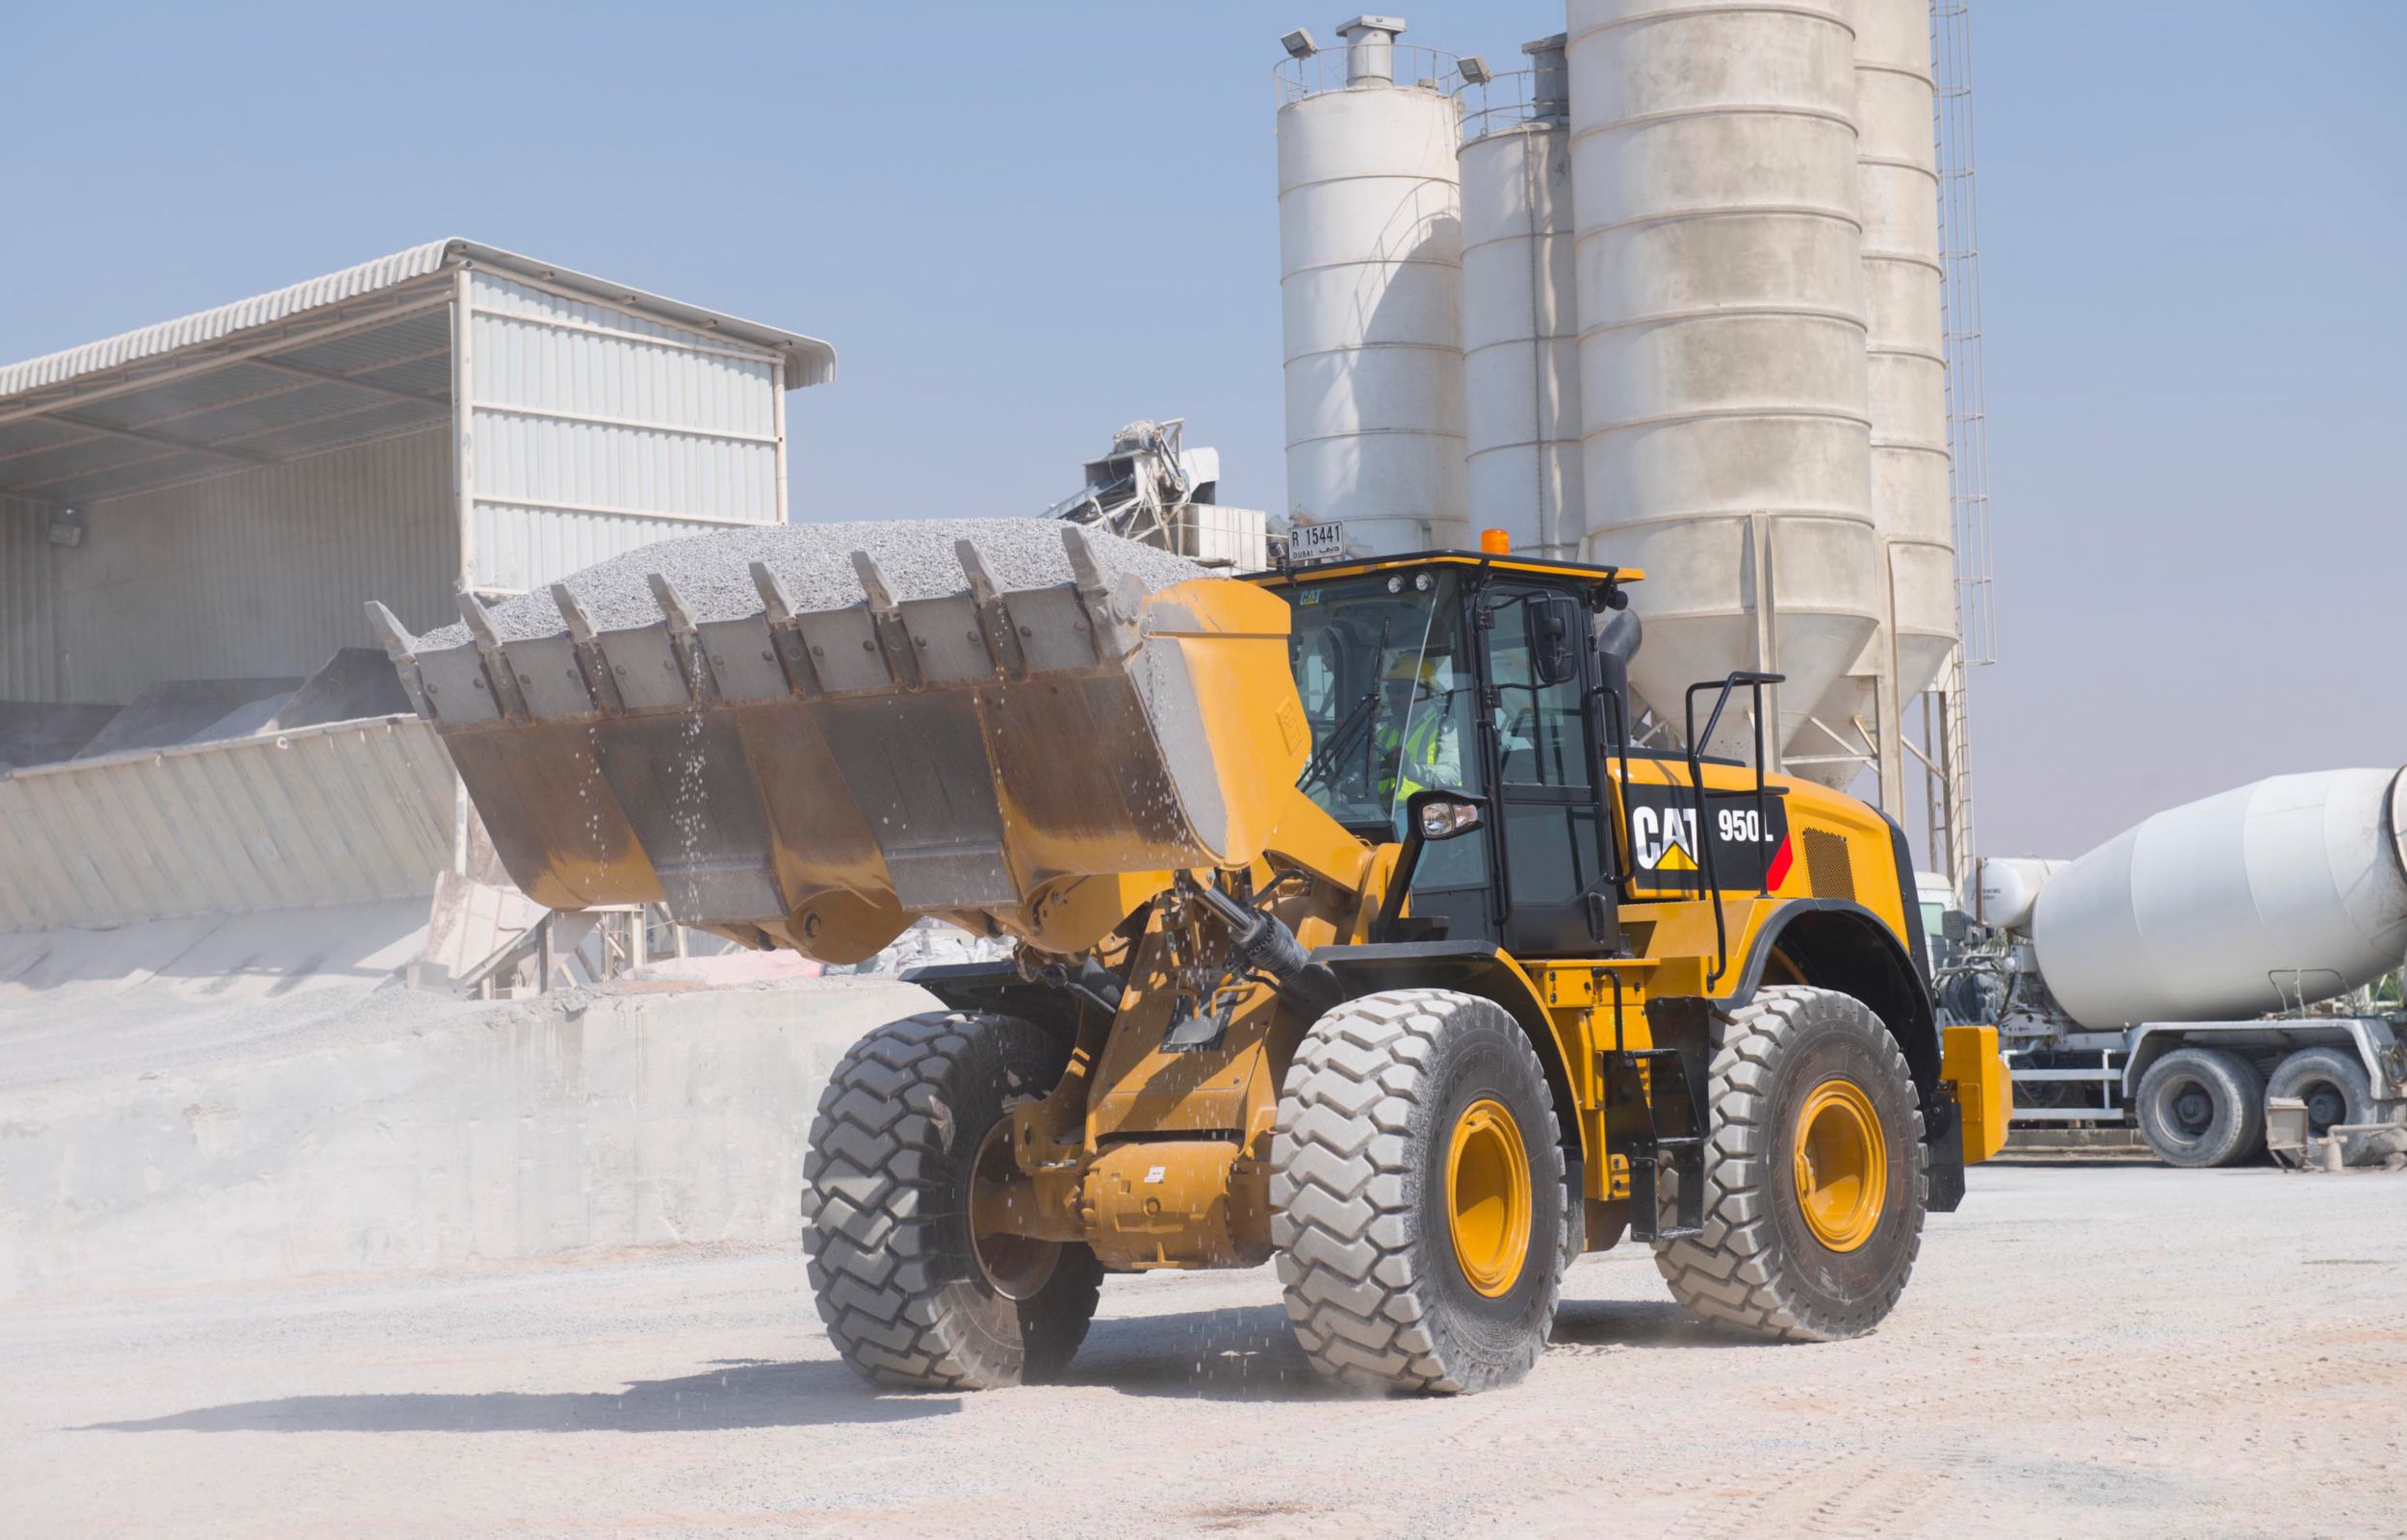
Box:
(1630, 804, 1700, 873)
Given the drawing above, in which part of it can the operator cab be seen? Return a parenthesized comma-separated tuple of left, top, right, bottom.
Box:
(1255, 548, 1643, 957)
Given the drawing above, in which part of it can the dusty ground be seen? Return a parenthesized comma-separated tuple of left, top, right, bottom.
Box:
(3, 1162, 2402, 1538)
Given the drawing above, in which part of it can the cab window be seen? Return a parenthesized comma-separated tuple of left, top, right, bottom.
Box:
(1286, 570, 1488, 892)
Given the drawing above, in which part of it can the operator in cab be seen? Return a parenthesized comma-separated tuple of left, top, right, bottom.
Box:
(1373, 654, 1461, 812)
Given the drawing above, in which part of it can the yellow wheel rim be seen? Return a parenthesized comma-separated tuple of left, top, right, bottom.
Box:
(1792, 1078, 1888, 1253)
(1446, 1098, 1532, 1297)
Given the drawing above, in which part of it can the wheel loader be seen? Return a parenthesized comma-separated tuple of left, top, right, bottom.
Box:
(373, 525, 2009, 1395)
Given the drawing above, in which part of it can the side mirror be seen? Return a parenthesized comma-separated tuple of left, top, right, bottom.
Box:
(1411, 790, 1485, 841)
(1530, 594, 1582, 686)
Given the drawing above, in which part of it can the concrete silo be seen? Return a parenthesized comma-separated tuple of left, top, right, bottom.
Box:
(1278, 16, 1470, 555)
(1458, 35, 1581, 561)
(1857, 0, 1956, 708)
(1802, 0, 1957, 792)
(1565, 0, 1881, 762)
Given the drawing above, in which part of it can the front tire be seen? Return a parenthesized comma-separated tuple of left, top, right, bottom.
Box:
(800, 1011, 1103, 1390)
(1655, 986, 1927, 1342)
(1271, 989, 1568, 1395)
(2135, 1046, 2264, 1168)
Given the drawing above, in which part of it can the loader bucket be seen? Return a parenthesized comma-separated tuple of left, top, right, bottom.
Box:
(372, 527, 1307, 963)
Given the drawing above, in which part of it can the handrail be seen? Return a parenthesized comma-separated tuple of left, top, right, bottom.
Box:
(1453, 67, 1566, 141)
(1274, 43, 1461, 106)
(1684, 670, 1784, 988)
(1591, 680, 1637, 888)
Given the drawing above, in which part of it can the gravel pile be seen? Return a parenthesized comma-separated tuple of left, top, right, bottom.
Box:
(416, 519, 1207, 649)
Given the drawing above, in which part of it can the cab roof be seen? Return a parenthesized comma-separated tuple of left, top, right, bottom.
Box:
(1248, 549, 1642, 588)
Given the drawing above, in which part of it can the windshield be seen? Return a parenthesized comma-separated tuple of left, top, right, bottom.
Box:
(1287, 571, 1482, 833)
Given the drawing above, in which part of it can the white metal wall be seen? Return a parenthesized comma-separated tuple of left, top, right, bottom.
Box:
(0, 495, 61, 702)
(42, 429, 453, 706)
(39, 428, 453, 703)
(461, 272, 786, 594)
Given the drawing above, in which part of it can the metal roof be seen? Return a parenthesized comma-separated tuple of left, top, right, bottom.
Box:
(0, 239, 835, 508)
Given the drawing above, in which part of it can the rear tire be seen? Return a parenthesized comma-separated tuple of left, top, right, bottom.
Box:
(2135, 1047, 2263, 1168)
(2267, 1047, 2376, 1165)
(1271, 988, 1568, 1395)
(1655, 986, 1927, 1343)
(800, 1012, 1104, 1390)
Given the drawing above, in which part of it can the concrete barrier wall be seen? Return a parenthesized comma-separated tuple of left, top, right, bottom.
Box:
(0, 715, 456, 933)
(0, 978, 931, 1297)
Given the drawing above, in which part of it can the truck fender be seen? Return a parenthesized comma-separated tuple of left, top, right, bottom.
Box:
(1715, 899, 1975, 1205)
(1717, 898, 1943, 1100)
(1308, 941, 1580, 1164)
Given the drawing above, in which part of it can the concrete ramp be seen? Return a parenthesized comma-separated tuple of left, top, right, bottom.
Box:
(0, 716, 454, 932)
(268, 648, 413, 732)
(0, 702, 121, 770)
(180, 692, 296, 746)
(73, 677, 301, 759)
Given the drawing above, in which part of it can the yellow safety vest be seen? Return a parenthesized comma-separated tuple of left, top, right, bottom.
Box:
(1379, 706, 1452, 807)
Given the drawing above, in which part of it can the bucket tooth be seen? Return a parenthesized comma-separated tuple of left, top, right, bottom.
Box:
(366, 601, 416, 659)
(954, 539, 1029, 680)
(455, 591, 532, 724)
(551, 582, 626, 716)
(647, 573, 722, 706)
(647, 571, 697, 634)
(364, 601, 434, 717)
(850, 551, 924, 691)
(1063, 526, 1140, 660)
(750, 561, 824, 700)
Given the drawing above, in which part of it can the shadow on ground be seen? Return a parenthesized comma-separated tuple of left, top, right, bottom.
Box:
(1549, 1296, 1758, 1349)
(84, 1358, 952, 1434)
(1074, 1305, 1337, 1401)
(88, 1296, 1760, 1428)
(1075, 1292, 1749, 1400)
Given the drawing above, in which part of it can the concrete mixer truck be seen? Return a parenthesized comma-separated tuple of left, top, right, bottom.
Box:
(1949, 769, 2407, 1168)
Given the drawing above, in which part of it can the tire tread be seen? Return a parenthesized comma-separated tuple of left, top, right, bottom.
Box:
(1270, 988, 1567, 1394)
(1653, 986, 1927, 1343)
(799, 1012, 1101, 1391)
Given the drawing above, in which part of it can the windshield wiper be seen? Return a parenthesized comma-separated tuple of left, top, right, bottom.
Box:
(1301, 687, 1380, 792)
(1299, 618, 1391, 795)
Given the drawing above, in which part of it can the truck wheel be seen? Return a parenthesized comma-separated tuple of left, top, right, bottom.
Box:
(1271, 988, 1568, 1395)
(800, 1012, 1103, 1390)
(2267, 1047, 2375, 1164)
(2135, 1047, 2264, 1168)
(1655, 986, 1926, 1342)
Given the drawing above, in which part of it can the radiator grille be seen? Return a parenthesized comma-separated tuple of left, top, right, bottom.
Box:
(1800, 829, 1856, 903)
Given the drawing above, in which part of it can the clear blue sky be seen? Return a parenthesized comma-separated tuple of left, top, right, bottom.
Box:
(3, 2, 2399, 857)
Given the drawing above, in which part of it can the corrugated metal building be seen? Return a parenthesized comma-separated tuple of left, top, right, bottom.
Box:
(0, 238, 832, 705)
(0, 240, 831, 930)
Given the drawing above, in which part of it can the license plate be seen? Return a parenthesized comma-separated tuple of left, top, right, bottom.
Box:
(1288, 521, 1347, 563)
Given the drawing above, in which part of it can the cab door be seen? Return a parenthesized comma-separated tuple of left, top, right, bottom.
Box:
(1483, 584, 1614, 956)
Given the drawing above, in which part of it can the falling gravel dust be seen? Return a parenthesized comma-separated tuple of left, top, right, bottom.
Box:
(415, 519, 1207, 649)
(8, 1163, 2406, 1537)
